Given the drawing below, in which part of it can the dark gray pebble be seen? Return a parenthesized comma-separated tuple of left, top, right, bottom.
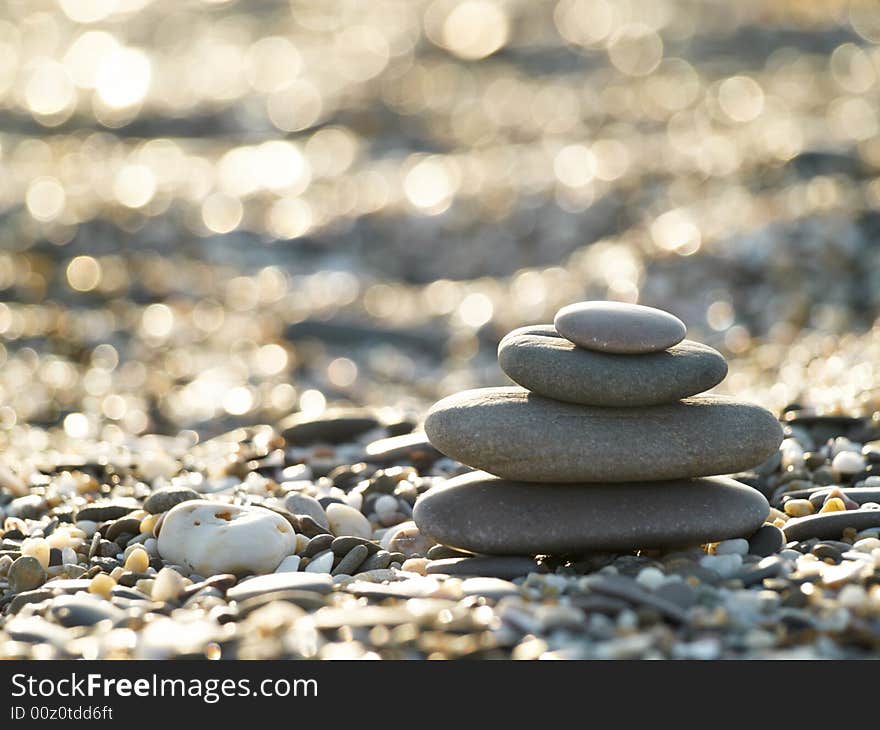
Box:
(301, 534, 334, 559)
(748, 524, 785, 557)
(331, 536, 379, 556)
(75, 500, 140, 522)
(331, 544, 369, 576)
(143, 487, 200, 514)
(425, 555, 540, 579)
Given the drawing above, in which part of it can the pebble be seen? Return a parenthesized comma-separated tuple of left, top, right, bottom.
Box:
(553, 301, 687, 354)
(49, 594, 123, 628)
(498, 325, 726, 407)
(364, 432, 442, 465)
(715, 538, 749, 556)
(425, 388, 783, 482)
(819, 497, 846, 513)
(20, 538, 50, 569)
(414, 471, 769, 554)
(699, 553, 743, 578)
(359, 550, 393, 572)
(325, 503, 372, 539)
(304, 550, 334, 574)
(301, 534, 334, 558)
(124, 547, 149, 573)
(831, 450, 866, 476)
(382, 521, 434, 558)
(279, 408, 381, 446)
(88, 573, 116, 599)
(283, 493, 330, 530)
(76, 500, 140, 522)
(143, 487, 201, 514)
(784, 499, 814, 517)
(460, 577, 520, 599)
(581, 574, 687, 622)
(331, 544, 369, 576)
(635, 567, 666, 591)
(157, 500, 296, 576)
(151, 567, 186, 602)
(274, 555, 301, 573)
(330, 535, 380, 556)
(783, 510, 880, 542)
(425, 555, 540, 579)
(747, 524, 785, 557)
(8, 556, 47, 593)
(227, 572, 334, 601)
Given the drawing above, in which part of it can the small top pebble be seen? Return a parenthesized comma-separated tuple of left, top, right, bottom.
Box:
(553, 301, 686, 354)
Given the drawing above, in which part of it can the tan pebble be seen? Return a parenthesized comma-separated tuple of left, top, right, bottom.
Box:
(124, 547, 149, 573)
(89, 573, 116, 599)
(767, 507, 788, 522)
(21, 538, 50, 569)
(140, 514, 159, 536)
(819, 497, 845, 513)
(136, 578, 155, 594)
(401, 557, 429, 575)
(784, 499, 814, 518)
(295, 533, 309, 553)
(110, 566, 125, 580)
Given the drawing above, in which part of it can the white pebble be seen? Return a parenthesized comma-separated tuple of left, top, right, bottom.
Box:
(374, 495, 398, 521)
(862, 475, 880, 488)
(304, 550, 334, 574)
(274, 555, 301, 573)
(699, 553, 742, 579)
(61, 547, 77, 565)
(151, 567, 186, 602)
(832, 450, 865, 475)
(74, 520, 98, 538)
(325, 503, 372, 539)
(779, 438, 805, 469)
(854, 537, 880, 553)
(838, 584, 867, 610)
(157, 500, 296, 575)
(715, 538, 749, 556)
(635, 567, 665, 591)
(344, 491, 363, 511)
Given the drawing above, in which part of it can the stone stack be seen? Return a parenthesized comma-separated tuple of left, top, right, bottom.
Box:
(414, 301, 782, 556)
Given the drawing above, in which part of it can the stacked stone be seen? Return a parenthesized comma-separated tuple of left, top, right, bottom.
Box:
(414, 301, 783, 556)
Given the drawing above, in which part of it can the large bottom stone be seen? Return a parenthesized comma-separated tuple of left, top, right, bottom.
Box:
(413, 471, 769, 555)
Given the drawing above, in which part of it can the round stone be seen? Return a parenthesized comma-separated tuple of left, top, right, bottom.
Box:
(498, 325, 727, 407)
(747, 524, 785, 557)
(425, 387, 783, 482)
(413, 471, 769, 555)
(8, 556, 47, 593)
(554, 301, 686, 354)
(157, 500, 297, 576)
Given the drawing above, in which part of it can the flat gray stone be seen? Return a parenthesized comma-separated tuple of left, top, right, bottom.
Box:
(425, 387, 782, 482)
(554, 301, 686, 354)
(782, 510, 880, 542)
(498, 325, 727, 407)
(227, 572, 334, 602)
(279, 408, 380, 446)
(413, 471, 769, 555)
(425, 555, 540, 579)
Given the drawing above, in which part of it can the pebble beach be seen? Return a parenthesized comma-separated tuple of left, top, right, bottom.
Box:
(2, 0, 880, 660)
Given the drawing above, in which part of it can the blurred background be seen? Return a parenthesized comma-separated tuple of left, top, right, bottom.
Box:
(1, 0, 880, 444)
